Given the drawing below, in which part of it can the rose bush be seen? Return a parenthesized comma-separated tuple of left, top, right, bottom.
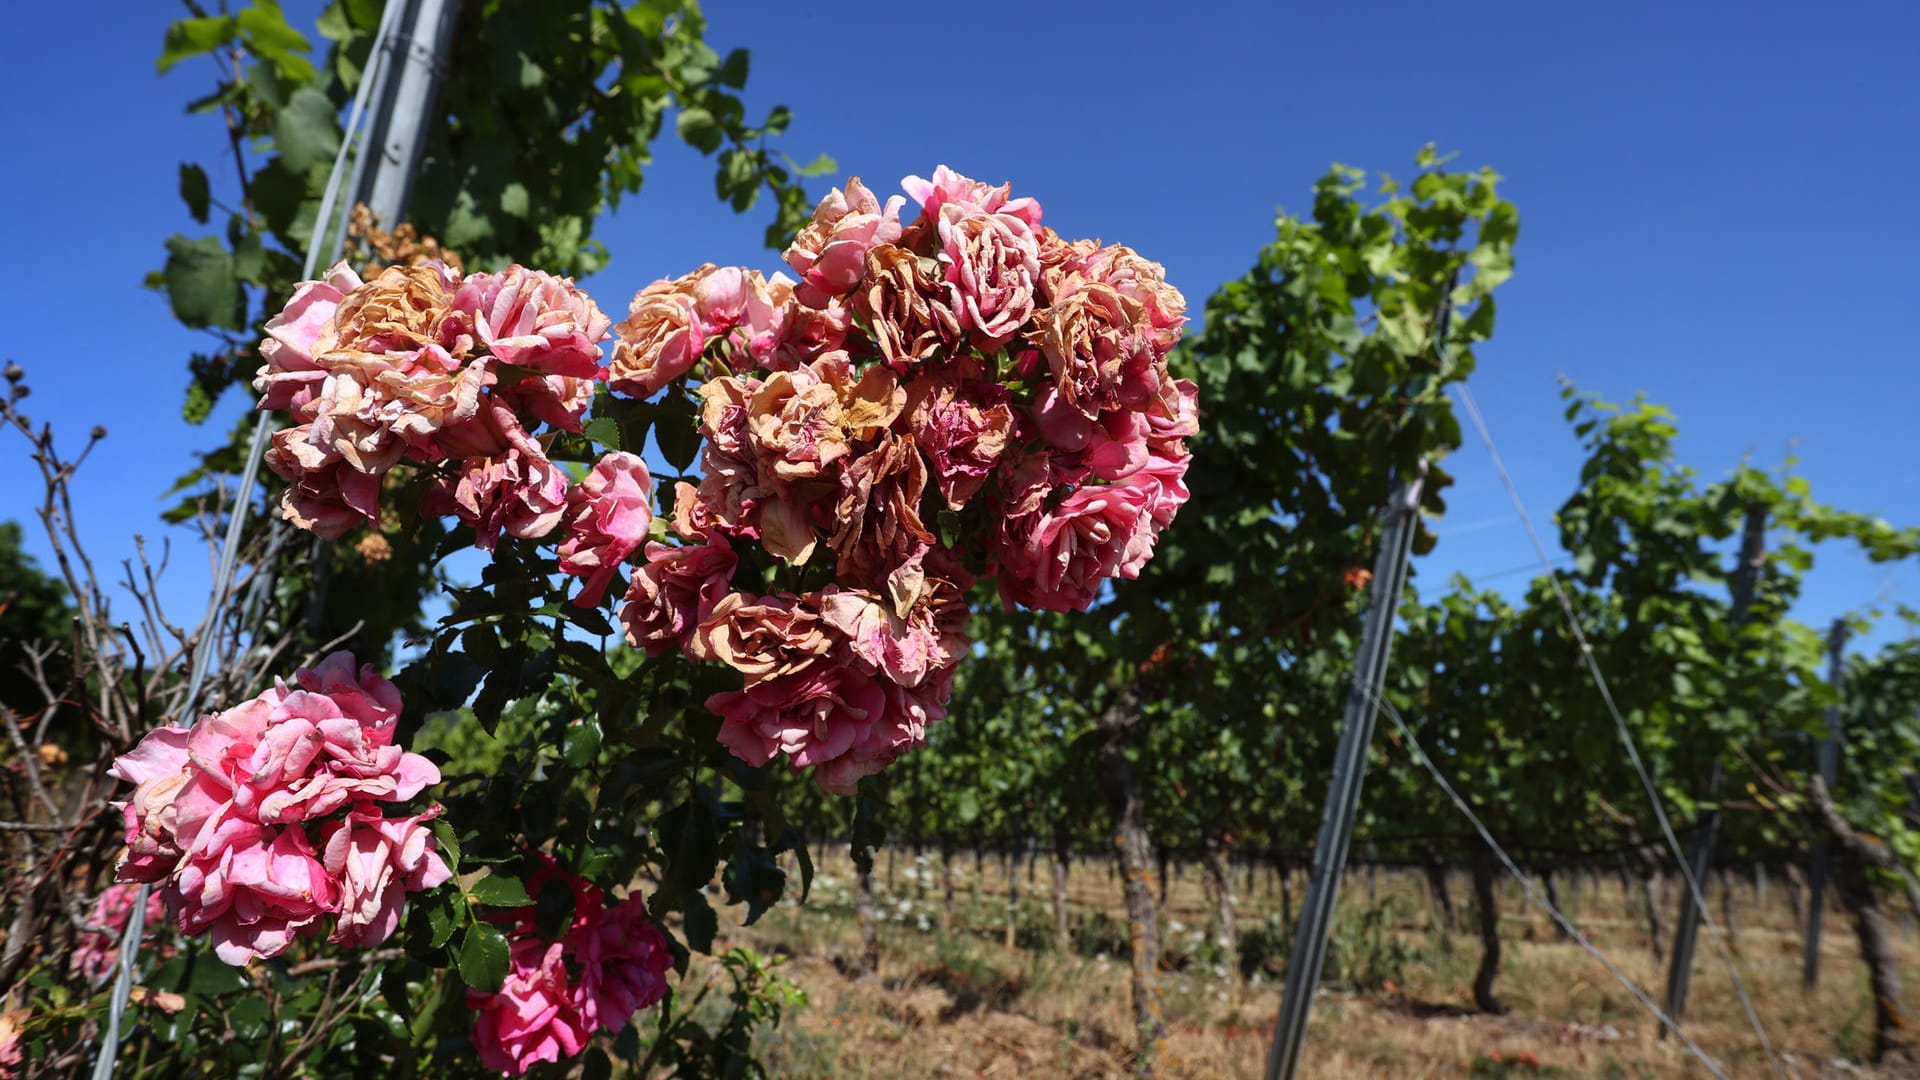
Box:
(88, 165, 1188, 1076)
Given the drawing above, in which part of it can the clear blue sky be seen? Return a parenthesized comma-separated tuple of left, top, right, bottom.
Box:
(2, 1, 1914, 655)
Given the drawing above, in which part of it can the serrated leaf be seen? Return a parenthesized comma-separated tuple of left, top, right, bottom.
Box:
(458, 922, 509, 993)
(274, 86, 341, 173)
(468, 874, 532, 907)
(583, 416, 623, 451)
(179, 163, 211, 223)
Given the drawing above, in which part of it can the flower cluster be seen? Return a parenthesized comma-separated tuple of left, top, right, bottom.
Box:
(466, 857, 674, 1076)
(69, 883, 167, 985)
(107, 652, 451, 965)
(254, 260, 609, 551)
(612, 166, 1193, 790)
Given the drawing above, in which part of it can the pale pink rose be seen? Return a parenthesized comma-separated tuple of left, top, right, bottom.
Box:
(452, 265, 611, 377)
(174, 824, 337, 965)
(907, 372, 1015, 510)
(468, 939, 593, 1076)
(902, 166, 1042, 230)
(619, 535, 737, 657)
(573, 894, 674, 1031)
(692, 264, 752, 330)
(108, 726, 192, 882)
(254, 261, 364, 415)
(70, 883, 168, 985)
(933, 204, 1040, 350)
(321, 807, 452, 948)
(995, 481, 1155, 613)
(785, 177, 906, 307)
(558, 452, 654, 607)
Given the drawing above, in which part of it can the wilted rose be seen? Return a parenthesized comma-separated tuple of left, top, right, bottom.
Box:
(784, 177, 906, 307)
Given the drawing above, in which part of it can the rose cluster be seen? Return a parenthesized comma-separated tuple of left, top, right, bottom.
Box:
(107, 652, 451, 965)
(466, 857, 674, 1076)
(254, 260, 665, 606)
(611, 166, 1194, 791)
(69, 883, 167, 985)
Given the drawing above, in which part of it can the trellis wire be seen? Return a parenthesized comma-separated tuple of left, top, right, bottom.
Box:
(1450, 382, 1783, 1078)
(90, 3, 407, 1073)
(1364, 684, 1732, 1080)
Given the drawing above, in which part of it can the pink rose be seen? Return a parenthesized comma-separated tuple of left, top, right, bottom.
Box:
(425, 404, 571, 551)
(819, 581, 969, 690)
(262, 426, 385, 540)
(784, 177, 906, 307)
(907, 372, 1015, 510)
(607, 266, 722, 398)
(558, 452, 655, 607)
(707, 660, 889, 776)
(1032, 399, 1147, 484)
(502, 372, 596, 434)
(994, 481, 1155, 613)
(174, 824, 337, 965)
(1146, 377, 1200, 446)
(811, 665, 953, 796)
(322, 807, 452, 948)
(932, 204, 1040, 350)
(468, 940, 593, 1076)
(452, 265, 611, 378)
(70, 883, 167, 985)
(619, 535, 737, 657)
(254, 260, 364, 415)
(108, 726, 192, 882)
(902, 166, 1042, 230)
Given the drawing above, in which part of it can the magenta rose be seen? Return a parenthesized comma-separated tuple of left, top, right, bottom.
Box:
(573, 894, 674, 1031)
(468, 940, 593, 1076)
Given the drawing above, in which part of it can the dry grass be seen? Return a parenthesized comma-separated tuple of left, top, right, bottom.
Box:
(688, 847, 1919, 1079)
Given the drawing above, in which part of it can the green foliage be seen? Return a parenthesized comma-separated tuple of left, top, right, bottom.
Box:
(0, 520, 72, 724)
